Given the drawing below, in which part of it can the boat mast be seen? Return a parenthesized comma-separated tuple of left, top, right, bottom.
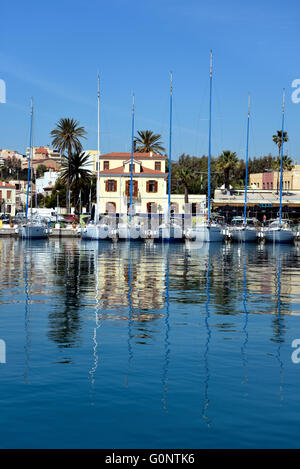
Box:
(95, 74, 100, 224)
(25, 98, 33, 222)
(168, 72, 173, 221)
(208, 51, 213, 223)
(279, 88, 285, 226)
(244, 94, 250, 224)
(129, 93, 135, 223)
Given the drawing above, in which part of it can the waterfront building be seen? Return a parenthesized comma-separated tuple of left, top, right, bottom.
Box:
(213, 188, 300, 220)
(0, 181, 16, 216)
(250, 165, 300, 191)
(98, 152, 205, 215)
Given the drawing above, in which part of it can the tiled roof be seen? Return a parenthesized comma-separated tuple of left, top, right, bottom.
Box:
(35, 147, 48, 155)
(101, 152, 166, 160)
(0, 181, 16, 188)
(100, 164, 167, 176)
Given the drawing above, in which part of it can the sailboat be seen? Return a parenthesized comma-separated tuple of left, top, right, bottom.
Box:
(185, 51, 224, 243)
(82, 75, 113, 241)
(264, 89, 295, 244)
(230, 95, 258, 243)
(157, 72, 183, 243)
(17, 98, 49, 240)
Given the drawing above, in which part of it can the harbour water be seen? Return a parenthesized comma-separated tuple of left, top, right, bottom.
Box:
(0, 238, 300, 448)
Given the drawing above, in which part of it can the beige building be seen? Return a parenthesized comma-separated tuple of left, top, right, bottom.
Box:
(97, 152, 205, 215)
(0, 181, 16, 216)
(26, 146, 61, 161)
(250, 165, 300, 191)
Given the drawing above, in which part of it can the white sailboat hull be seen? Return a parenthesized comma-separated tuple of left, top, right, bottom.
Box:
(82, 224, 111, 240)
(230, 227, 258, 243)
(186, 224, 224, 243)
(117, 223, 143, 240)
(264, 228, 295, 244)
(18, 224, 49, 239)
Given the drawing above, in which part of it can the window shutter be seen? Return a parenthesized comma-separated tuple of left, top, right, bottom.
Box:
(154, 181, 158, 193)
(146, 181, 149, 193)
(134, 181, 138, 197)
(105, 180, 108, 191)
(114, 180, 117, 192)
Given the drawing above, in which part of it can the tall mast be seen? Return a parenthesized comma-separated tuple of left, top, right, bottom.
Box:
(279, 88, 285, 225)
(25, 98, 33, 222)
(168, 72, 173, 220)
(129, 93, 135, 222)
(95, 74, 100, 223)
(208, 51, 213, 223)
(244, 94, 251, 224)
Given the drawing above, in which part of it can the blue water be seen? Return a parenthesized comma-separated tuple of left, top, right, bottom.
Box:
(0, 238, 300, 448)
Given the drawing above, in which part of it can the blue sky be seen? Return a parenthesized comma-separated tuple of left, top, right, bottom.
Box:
(1, 0, 300, 162)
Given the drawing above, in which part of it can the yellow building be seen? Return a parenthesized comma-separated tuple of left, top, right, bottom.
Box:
(97, 152, 205, 214)
(0, 181, 16, 216)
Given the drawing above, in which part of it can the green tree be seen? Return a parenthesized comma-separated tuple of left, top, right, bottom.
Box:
(135, 130, 165, 155)
(36, 164, 47, 178)
(50, 118, 87, 212)
(60, 152, 92, 213)
(216, 151, 239, 190)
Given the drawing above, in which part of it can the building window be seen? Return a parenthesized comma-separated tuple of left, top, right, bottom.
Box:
(146, 180, 158, 193)
(257, 183, 259, 188)
(104, 161, 109, 170)
(7, 205, 11, 214)
(267, 183, 269, 189)
(155, 162, 161, 171)
(271, 182, 273, 189)
(106, 180, 117, 192)
(7, 191, 11, 200)
(126, 180, 138, 197)
(263, 183, 265, 189)
(129, 164, 135, 173)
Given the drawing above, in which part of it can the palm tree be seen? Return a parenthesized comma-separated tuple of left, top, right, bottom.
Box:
(135, 130, 165, 154)
(216, 151, 239, 190)
(272, 130, 288, 193)
(51, 118, 87, 211)
(282, 155, 294, 171)
(60, 151, 92, 212)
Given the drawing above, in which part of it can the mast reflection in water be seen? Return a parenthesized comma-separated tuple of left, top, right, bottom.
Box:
(0, 239, 299, 448)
